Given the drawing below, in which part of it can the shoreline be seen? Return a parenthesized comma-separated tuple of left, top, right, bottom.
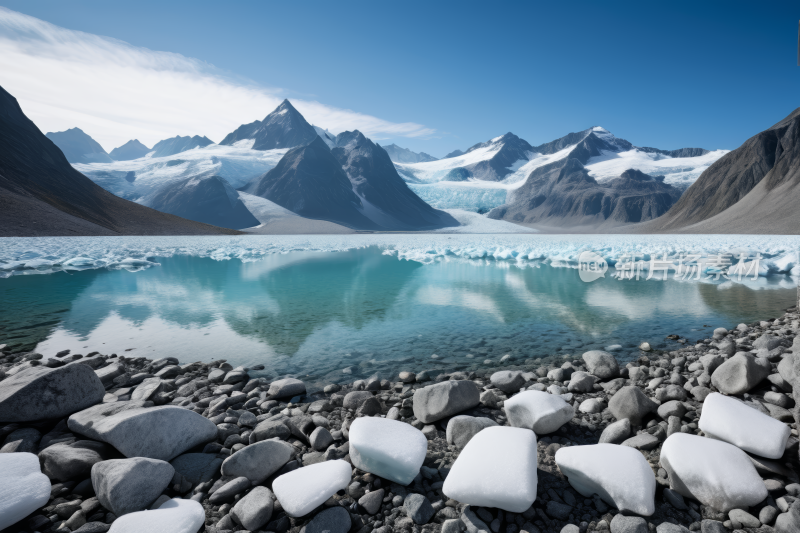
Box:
(0, 306, 799, 533)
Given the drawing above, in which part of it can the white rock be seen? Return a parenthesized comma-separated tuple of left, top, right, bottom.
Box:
(273, 459, 352, 517)
(698, 392, 790, 459)
(0, 452, 51, 530)
(442, 426, 537, 512)
(349, 417, 427, 485)
(504, 390, 574, 434)
(554, 444, 655, 516)
(660, 433, 768, 512)
(108, 498, 205, 533)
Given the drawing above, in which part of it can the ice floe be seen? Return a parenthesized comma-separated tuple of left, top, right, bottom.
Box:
(349, 417, 427, 485)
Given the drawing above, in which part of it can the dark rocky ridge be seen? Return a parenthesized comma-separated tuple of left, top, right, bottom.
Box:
(381, 144, 438, 164)
(245, 136, 379, 230)
(109, 140, 151, 161)
(332, 131, 458, 230)
(488, 160, 682, 227)
(220, 100, 318, 151)
(0, 84, 239, 237)
(151, 135, 214, 158)
(45, 128, 113, 164)
(640, 107, 800, 234)
(145, 175, 260, 230)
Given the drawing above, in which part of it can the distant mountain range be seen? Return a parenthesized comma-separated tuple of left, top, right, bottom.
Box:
(0, 85, 239, 237)
(45, 127, 113, 164)
(151, 135, 213, 157)
(109, 139, 150, 161)
(381, 144, 437, 164)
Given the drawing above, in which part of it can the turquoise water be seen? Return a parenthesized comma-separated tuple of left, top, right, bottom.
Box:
(0, 242, 796, 387)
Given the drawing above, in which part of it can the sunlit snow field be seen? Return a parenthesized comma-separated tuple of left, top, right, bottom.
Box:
(0, 234, 796, 388)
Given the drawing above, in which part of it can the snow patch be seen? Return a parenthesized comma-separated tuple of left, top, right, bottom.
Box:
(586, 149, 729, 188)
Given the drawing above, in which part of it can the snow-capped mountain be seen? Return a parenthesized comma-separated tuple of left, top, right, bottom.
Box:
(145, 174, 259, 230)
(45, 127, 113, 164)
(109, 139, 151, 161)
(220, 99, 319, 150)
(151, 135, 214, 158)
(380, 143, 438, 164)
(395, 127, 727, 214)
(331, 131, 457, 230)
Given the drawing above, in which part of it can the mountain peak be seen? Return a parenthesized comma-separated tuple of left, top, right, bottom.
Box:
(221, 99, 317, 150)
(45, 127, 113, 164)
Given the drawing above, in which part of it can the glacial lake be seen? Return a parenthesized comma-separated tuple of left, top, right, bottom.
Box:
(0, 235, 797, 389)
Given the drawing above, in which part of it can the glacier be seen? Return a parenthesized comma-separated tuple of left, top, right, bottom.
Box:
(0, 234, 797, 281)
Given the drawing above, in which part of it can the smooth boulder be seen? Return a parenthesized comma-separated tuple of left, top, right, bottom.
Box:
(490, 371, 526, 394)
(221, 440, 294, 484)
(349, 417, 427, 485)
(231, 486, 274, 531)
(710, 353, 770, 395)
(504, 390, 574, 434)
(0, 452, 51, 530)
(92, 458, 175, 516)
(299, 506, 351, 533)
(555, 443, 655, 516)
(413, 380, 481, 424)
(272, 460, 352, 517)
(39, 441, 110, 481)
(70, 406, 217, 461)
(268, 378, 306, 399)
(608, 386, 657, 425)
(583, 351, 620, 380)
(107, 498, 205, 533)
(446, 415, 498, 449)
(169, 453, 223, 485)
(0, 365, 105, 422)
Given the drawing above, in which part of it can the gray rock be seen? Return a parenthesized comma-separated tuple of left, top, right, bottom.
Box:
(69, 405, 217, 461)
(250, 420, 291, 443)
(169, 453, 223, 485)
(490, 371, 525, 394)
(663, 488, 688, 510)
(0, 364, 105, 422)
(567, 372, 596, 393)
(610, 514, 647, 533)
(231, 486, 274, 531)
(268, 378, 305, 398)
(399, 372, 416, 383)
(358, 488, 385, 514)
(443, 519, 466, 533)
(0, 427, 40, 453)
(760, 505, 778, 525)
(657, 400, 687, 420)
(699, 519, 726, 533)
(728, 508, 760, 528)
(598, 419, 631, 444)
(700, 353, 724, 374)
(461, 506, 490, 533)
(39, 441, 109, 481)
(691, 386, 712, 402)
(754, 334, 782, 351)
(67, 401, 150, 442)
(608, 386, 657, 425)
(413, 380, 481, 424)
(91, 457, 174, 516)
(711, 353, 771, 395)
(446, 415, 498, 449)
(210, 476, 251, 504)
(545, 501, 571, 520)
(237, 411, 257, 428)
(404, 493, 435, 524)
(300, 506, 351, 533)
(343, 391, 374, 410)
(560, 526, 580, 533)
(356, 396, 382, 417)
(73, 523, 110, 533)
(655, 385, 687, 403)
(583, 351, 620, 380)
(309, 426, 333, 451)
(578, 398, 605, 414)
(95, 364, 124, 386)
(221, 440, 293, 484)
(775, 499, 800, 532)
(130, 377, 165, 401)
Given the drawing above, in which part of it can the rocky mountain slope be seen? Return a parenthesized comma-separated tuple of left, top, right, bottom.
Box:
(151, 135, 214, 158)
(44, 128, 113, 164)
(220, 100, 318, 151)
(640, 107, 800, 234)
(0, 85, 239, 237)
(109, 139, 151, 161)
(145, 175, 259, 230)
(381, 143, 438, 164)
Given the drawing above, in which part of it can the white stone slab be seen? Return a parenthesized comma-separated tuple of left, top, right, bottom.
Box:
(442, 426, 537, 512)
(273, 459, 352, 517)
(108, 498, 205, 533)
(698, 392, 790, 459)
(660, 433, 768, 512)
(349, 417, 427, 485)
(0, 452, 51, 530)
(555, 444, 655, 516)
(504, 390, 574, 434)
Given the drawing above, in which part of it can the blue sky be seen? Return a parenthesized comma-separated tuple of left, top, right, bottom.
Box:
(1, 0, 798, 157)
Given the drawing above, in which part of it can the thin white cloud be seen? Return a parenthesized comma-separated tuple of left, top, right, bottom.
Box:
(0, 7, 435, 151)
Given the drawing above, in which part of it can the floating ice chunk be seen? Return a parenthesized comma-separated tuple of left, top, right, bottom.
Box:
(273, 459, 352, 517)
(504, 390, 575, 434)
(442, 426, 537, 512)
(0, 452, 51, 530)
(660, 433, 768, 512)
(555, 444, 655, 516)
(349, 417, 427, 485)
(108, 497, 205, 533)
(698, 392, 790, 459)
